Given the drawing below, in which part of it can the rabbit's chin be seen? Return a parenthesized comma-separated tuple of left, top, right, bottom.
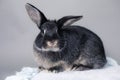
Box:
(41, 47, 60, 52)
(33, 43, 61, 52)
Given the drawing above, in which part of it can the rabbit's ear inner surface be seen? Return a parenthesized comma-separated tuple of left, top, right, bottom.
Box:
(25, 3, 47, 26)
(57, 16, 83, 28)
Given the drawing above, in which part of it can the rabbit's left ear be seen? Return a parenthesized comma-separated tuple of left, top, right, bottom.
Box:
(57, 16, 83, 28)
(25, 3, 47, 26)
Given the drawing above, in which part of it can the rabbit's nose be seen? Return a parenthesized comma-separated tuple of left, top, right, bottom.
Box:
(47, 40, 58, 47)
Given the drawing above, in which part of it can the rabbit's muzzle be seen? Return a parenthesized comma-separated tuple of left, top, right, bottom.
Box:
(41, 39, 60, 52)
(46, 40, 58, 48)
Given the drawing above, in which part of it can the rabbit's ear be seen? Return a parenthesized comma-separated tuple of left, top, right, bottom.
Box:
(25, 3, 47, 26)
(57, 16, 83, 28)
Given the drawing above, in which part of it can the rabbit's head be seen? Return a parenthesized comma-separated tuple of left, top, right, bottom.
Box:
(25, 3, 83, 52)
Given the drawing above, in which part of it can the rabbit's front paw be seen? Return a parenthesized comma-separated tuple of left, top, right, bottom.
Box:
(48, 66, 63, 73)
(38, 66, 45, 71)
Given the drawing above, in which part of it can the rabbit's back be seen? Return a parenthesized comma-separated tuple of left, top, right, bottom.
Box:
(61, 26, 107, 69)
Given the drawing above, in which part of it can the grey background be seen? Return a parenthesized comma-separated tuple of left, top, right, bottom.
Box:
(0, 0, 120, 79)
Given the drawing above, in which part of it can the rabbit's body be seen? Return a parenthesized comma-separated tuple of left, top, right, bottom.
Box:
(25, 3, 107, 72)
(33, 25, 106, 71)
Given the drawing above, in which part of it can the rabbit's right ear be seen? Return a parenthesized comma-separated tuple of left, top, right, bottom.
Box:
(25, 3, 47, 26)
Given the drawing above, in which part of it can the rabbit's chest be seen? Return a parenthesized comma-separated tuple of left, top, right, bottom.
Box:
(33, 51, 59, 69)
(33, 51, 72, 71)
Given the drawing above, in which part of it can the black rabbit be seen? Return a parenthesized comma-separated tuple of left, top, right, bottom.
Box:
(25, 3, 107, 72)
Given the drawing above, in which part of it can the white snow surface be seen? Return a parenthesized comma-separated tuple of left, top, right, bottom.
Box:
(5, 57, 120, 80)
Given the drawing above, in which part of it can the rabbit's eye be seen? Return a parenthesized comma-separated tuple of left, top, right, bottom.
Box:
(44, 29, 47, 34)
(40, 29, 45, 36)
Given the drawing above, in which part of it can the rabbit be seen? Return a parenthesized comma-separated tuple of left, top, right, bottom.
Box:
(25, 3, 107, 72)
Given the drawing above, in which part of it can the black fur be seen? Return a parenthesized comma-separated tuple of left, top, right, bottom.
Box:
(25, 3, 107, 72)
